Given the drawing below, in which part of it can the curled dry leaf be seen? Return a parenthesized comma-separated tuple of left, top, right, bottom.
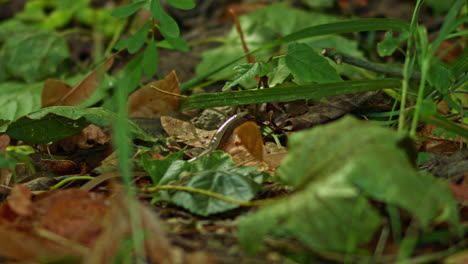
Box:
(161, 115, 216, 148)
(0, 185, 182, 262)
(129, 71, 181, 118)
(53, 124, 111, 153)
(83, 186, 182, 264)
(0, 187, 104, 260)
(42, 56, 114, 107)
(6, 184, 32, 217)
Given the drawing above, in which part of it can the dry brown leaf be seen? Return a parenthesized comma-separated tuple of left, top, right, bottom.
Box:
(161, 115, 216, 148)
(84, 186, 181, 264)
(7, 185, 32, 217)
(42, 56, 114, 107)
(338, 0, 368, 9)
(53, 124, 111, 153)
(129, 71, 181, 118)
(0, 187, 107, 261)
(233, 121, 264, 161)
(0, 185, 183, 262)
(0, 133, 11, 151)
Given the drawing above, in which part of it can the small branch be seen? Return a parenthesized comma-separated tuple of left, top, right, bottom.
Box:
(322, 48, 422, 80)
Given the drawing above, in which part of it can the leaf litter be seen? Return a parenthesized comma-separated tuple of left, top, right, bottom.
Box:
(0, 1, 467, 263)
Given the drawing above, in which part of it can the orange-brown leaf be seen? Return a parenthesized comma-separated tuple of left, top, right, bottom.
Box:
(7, 185, 32, 217)
(42, 56, 114, 107)
(233, 121, 264, 161)
(129, 71, 181, 118)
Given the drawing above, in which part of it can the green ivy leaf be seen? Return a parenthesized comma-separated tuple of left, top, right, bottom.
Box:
(142, 38, 159, 77)
(171, 170, 261, 216)
(111, 0, 147, 18)
(0, 31, 69, 83)
(285, 43, 342, 83)
(142, 151, 264, 216)
(166, 0, 196, 10)
(128, 21, 150, 54)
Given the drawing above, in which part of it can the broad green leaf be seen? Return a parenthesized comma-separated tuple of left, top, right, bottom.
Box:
(0, 82, 42, 132)
(0, 31, 69, 83)
(162, 36, 189, 51)
(142, 150, 185, 184)
(239, 116, 459, 254)
(269, 58, 290, 86)
(223, 62, 272, 91)
(377, 31, 409, 57)
(6, 106, 153, 143)
(159, 13, 180, 38)
(128, 21, 150, 54)
(166, 0, 196, 10)
(426, 0, 456, 14)
(150, 0, 180, 38)
(171, 170, 261, 216)
(111, 0, 147, 18)
(142, 38, 159, 77)
(143, 151, 264, 216)
(285, 43, 342, 83)
(180, 79, 400, 110)
(427, 60, 454, 93)
(239, 185, 381, 254)
(277, 116, 458, 227)
(187, 2, 409, 91)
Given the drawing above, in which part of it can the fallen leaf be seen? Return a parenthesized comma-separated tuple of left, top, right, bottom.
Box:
(129, 71, 181, 118)
(338, 0, 368, 9)
(449, 183, 468, 202)
(233, 121, 264, 161)
(0, 133, 11, 151)
(161, 115, 216, 148)
(83, 186, 182, 264)
(53, 124, 111, 153)
(0, 187, 106, 260)
(42, 56, 114, 107)
(7, 184, 32, 217)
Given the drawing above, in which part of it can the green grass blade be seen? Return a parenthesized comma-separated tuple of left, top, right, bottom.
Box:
(179, 79, 401, 111)
(181, 19, 410, 91)
(421, 114, 468, 139)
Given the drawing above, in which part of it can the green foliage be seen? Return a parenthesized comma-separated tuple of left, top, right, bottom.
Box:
(0, 82, 42, 128)
(195, 3, 366, 87)
(223, 61, 272, 90)
(0, 31, 69, 83)
(142, 151, 263, 216)
(377, 31, 409, 57)
(285, 43, 342, 83)
(180, 79, 401, 110)
(239, 116, 460, 254)
(5, 106, 153, 143)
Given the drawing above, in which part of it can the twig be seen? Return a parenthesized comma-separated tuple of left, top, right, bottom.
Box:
(322, 48, 422, 80)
